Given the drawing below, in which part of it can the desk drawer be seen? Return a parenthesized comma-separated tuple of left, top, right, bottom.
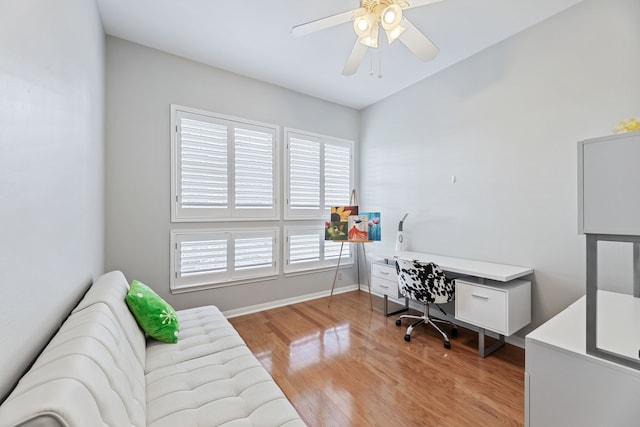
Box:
(455, 280, 507, 334)
(371, 276, 399, 298)
(372, 262, 397, 280)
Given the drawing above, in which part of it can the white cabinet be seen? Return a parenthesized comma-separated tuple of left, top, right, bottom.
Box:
(370, 260, 408, 316)
(455, 279, 531, 336)
(525, 292, 640, 427)
(578, 132, 640, 235)
(371, 262, 399, 298)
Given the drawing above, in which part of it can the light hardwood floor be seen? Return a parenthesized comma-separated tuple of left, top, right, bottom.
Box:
(229, 290, 525, 427)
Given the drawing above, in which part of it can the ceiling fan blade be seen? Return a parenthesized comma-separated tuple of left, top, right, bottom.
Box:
(398, 17, 439, 61)
(291, 8, 365, 37)
(405, 0, 443, 9)
(342, 40, 368, 76)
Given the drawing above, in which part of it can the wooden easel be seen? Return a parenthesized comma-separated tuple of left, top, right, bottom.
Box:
(328, 190, 373, 310)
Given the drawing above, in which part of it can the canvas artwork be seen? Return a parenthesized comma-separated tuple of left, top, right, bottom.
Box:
(325, 221, 348, 240)
(325, 206, 358, 241)
(361, 212, 381, 241)
(330, 205, 358, 222)
(347, 215, 369, 241)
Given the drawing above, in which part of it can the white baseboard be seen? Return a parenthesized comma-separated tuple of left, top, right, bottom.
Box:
(223, 283, 360, 318)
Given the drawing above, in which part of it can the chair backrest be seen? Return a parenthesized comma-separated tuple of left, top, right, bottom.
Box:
(395, 259, 454, 304)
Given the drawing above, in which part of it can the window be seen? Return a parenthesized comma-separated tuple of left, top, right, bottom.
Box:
(170, 106, 355, 289)
(170, 228, 278, 292)
(284, 226, 352, 275)
(171, 105, 279, 222)
(285, 129, 353, 219)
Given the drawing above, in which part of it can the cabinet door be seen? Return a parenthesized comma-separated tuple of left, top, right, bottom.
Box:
(455, 281, 507, 334)
(579, 132, 640, 235)
(371, 263, 399, 298)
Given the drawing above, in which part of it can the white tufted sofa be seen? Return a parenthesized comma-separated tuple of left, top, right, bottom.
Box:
(0, 271, 305, 427)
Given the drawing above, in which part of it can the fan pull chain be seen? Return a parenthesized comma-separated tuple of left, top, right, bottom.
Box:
(369, 49, 383, 78)
(369, 52, 374, 76)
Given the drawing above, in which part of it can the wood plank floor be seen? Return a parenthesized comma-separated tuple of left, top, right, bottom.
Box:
(229, 290, 525, 427)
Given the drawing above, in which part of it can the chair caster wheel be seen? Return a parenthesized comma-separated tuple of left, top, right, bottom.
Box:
(444, 341, 451, 349)
(404, 334, 411, 342)
(395, 319, 402, 326)
(451, 327, 458, 338)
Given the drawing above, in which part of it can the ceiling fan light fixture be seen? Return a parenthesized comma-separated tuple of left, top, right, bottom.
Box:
(358, 22, 379, 48)
(381, 4, 403, 29)
(384, 24, 405, 44)
(380, 4, 404, 44)
(353, 13, 376, 38)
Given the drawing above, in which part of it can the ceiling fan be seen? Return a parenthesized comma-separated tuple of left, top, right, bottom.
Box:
(291, 0, 443, 76)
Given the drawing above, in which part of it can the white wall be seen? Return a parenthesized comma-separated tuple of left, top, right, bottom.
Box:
(105, 37, 360, 311)
(360, 0, 640, 335)
(0, 0, 105, 399)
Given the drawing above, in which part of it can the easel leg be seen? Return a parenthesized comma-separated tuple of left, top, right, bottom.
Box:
(361, 243, 373, 310)
(356, 241, 361, 290)
(328, 242, 344, 307)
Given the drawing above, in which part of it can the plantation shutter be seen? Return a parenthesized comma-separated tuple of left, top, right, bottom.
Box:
(233, 231, 277, 279)
(324, 239, 349, 260)
(171, 228, 279, 291)
(174, 232, 229, 290)
(284, 227, 353, 274)
(288, 136, 321, 215)
(178, 116, 228, 210)
(285, 129, 353, 220)
(289, 233, 320, 265)
(324, 142, 352, 209)
(172, 106, 279, 221)
(234, 126, 275, 211)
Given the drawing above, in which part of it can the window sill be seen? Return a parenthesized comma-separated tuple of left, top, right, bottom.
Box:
(170, 274, 279, 294)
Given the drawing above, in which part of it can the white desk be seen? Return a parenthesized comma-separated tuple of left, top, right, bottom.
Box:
(396, 251, 533, 282)
(373, 251, 533, 357)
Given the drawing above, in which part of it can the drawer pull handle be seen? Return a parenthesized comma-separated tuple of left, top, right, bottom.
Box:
(379, 284, 389, 289)
(471, 293, 489, 300)
(379, 271, 390, 275)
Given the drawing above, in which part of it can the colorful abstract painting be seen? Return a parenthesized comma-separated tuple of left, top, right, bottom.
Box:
(330, 206, 358, 222)
(347, 215, 369, 241)
(326, 206, 359, 241)
(325, 221, 348, 240)
(361, 212, 381, 241)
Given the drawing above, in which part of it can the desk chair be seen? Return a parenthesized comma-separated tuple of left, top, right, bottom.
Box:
(395, 259, 457, 348)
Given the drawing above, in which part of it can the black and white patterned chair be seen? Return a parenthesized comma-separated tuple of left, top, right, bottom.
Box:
(395, 259, 458, 348)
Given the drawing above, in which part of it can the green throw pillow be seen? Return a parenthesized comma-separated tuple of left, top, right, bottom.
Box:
(126, 280, 180, 343)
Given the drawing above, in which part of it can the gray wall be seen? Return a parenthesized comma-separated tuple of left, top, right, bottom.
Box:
(105, 37, 361, 311)
(0, 0, 105, 398)
(360, 0, 640, 335)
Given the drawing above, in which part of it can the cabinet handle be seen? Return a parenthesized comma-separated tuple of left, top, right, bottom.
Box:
(471, 293, 489, 300)
(379, 284, 389, 289)
(379, 271, 390, 275)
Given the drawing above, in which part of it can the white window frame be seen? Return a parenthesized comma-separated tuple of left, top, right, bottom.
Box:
(284, 128, 354, 220)
(284, 225, 353, 276)
(171, 105, 280, 222)
(170, 227, 279, 293)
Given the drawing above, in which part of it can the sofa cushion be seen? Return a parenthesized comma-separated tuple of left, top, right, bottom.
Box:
(73, 270, 147, 366)
(146, 306, 246, 372)
(126, 280, 180, 343)
(0, 303, 147, 427)
(145, 306, 305, 427)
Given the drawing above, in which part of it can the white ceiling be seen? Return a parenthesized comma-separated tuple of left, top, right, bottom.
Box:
(96, 0, 583, 110)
